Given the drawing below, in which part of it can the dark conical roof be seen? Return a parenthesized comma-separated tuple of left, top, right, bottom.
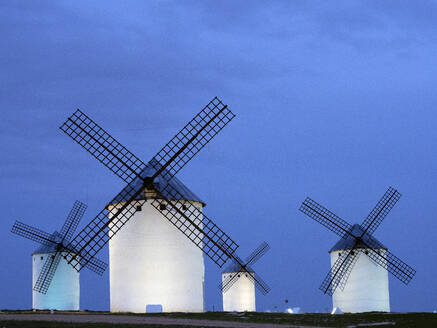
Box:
(223, 262, 255, 273)
(32, 232, 82, 256)
(32, 231, 62, 255)
(329, 224, 386, 252)
(109, 159, 205, 206)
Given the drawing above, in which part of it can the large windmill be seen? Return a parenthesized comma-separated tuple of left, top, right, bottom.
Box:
(59, 97, 270, 312)
(299, 187, 416, 313)
(220, 241, 270, 312)
(11, 201, 107, 310)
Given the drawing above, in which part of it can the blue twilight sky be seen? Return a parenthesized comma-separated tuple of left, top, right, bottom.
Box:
(1, 1, 436, 313)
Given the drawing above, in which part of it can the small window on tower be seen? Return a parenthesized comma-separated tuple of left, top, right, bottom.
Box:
(182, 205, 188, 211)
(136, 205, 142, 212)
(159, 204, 166, 211)
(338, 253, 342, 257)
(51, 255, 55, 259)
(41, 256, 44, 260)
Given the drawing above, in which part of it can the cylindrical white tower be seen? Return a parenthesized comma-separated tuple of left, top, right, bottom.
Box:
(32, 250, 80, 310)
(108, 170, 205, 313)
(222, 270, 256, 312)
(329, 226, 390, 313)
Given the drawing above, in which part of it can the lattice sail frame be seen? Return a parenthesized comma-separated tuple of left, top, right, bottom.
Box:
(60, 200, 88, 243)
(11, 221, 57, 248)
(33, 252, 63, 294)
(320, 248, 361, 296)
(361, 187, 401, 236)
(59, 109, 147, 184)
(299, 187, 416, 295)
(148, 97, 235, 181)
(361, 237, 415, 285)
(60, 97, 240, 270)
(151, 181, 239, 266)
(63, 182, 147, 271)
(300, 198, 352, 238)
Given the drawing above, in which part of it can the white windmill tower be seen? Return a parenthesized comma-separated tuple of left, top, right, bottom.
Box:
(222, 266, 255, 312)
(299, 187, 416, 313)
(11, 201, 107, 310)
(31, 232, 80, 310)
(59, 98, 249, 313)
(221, 242, 270, 312)
(108, 163, 206, 312)
(328, 225, 390, 312)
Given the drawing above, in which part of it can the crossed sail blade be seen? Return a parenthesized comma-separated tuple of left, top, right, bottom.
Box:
(60, 97, 239, 270)
(60, 201, 87, 243)
(337, 251, 361, 292)
(148, 97, 235, 181)
(245, 241, 270, 267)
(246, 271, 271, 295)
(60, 109, 147, 184)
(320, 248, 360, 296)
(361, 237, 416, 285)
(222, 270, 243, 294)
(59, 97, 235, 185)
(151, 179, 238, 267)
(33, 252, 63, 294)
(11, 221, 58, 248)
(299, 197, 353, 238)
(360, 187, 401, 236)
(64, 180, 146, 271)
(73, 249, 108, 275)
(221, 253, 247, 294)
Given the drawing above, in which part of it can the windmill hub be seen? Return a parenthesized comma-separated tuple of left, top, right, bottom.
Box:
(350, 225, 364, 238)
(143, 177, 154, 189)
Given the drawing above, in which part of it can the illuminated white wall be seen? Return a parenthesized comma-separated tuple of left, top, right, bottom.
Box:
(108, 200, 205, 313)
(222, 272, 255, 312)
(32, 252, 80, 310)
(330, 249, 390, 313)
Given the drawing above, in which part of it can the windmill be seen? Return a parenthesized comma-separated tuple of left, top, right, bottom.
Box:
(58, 97, 270, 312)
(299, 187, 416, 313)
(11, 201, 107, 310)
(220, 241, 270, 312)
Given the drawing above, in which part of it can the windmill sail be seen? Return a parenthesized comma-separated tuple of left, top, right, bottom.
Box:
(220, 242, 271, 295)
(60, 97, 240, 270)
(11, 201, 107, 294)
(299, 187, 416, 296)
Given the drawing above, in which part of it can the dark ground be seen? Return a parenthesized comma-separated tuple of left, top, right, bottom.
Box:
(0, 311, 436, 327)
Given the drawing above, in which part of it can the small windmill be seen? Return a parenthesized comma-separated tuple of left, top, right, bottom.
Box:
(58, 97, 269, 312)
(11, 201, 107, 310)
(220, 241, 270, 311)
(299, 187, 416, 313)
